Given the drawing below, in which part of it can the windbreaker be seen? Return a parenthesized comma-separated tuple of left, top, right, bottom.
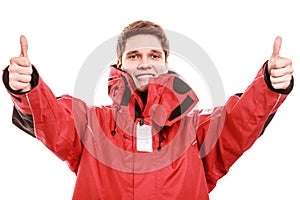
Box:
(2, 61, 293, 200)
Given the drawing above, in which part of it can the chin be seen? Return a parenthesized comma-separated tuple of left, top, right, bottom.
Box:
(137, 85, 148, 92)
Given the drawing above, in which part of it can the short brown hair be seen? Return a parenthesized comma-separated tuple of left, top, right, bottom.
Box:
(116, 20, 169, 60)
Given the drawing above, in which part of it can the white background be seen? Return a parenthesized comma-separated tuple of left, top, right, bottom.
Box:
(0, 0, 299, 199)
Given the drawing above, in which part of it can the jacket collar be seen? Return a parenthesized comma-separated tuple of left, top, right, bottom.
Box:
(108, 65, 199, 127)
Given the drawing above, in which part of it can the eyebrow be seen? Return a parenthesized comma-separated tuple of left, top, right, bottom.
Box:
(125, 49, 164, 56)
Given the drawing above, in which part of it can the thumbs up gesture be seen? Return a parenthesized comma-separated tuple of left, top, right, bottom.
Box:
(268, 36, 294, 90)
(8, 35, 32, 92)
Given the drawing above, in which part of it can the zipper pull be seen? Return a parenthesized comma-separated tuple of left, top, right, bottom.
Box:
(139, 116, 144, 126)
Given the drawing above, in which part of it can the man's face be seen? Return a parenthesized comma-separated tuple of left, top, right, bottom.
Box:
(117, 34, 168, 92)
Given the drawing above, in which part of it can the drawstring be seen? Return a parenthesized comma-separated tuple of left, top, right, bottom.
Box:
(111, 108, 120, 136)
(112, 109, 167, 151)
(157, 127, 166, 151)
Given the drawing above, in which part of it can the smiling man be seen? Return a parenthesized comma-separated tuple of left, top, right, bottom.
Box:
(3, 20, 294, 199)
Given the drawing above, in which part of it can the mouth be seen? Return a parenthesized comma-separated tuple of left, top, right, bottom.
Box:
(135, 74, 155, 79)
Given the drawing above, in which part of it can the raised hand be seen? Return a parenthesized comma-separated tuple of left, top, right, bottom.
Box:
(8, 35, 33, 92)
(268, 36, 293, 90)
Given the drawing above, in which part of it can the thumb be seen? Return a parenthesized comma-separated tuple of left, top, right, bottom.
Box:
(272, 36, 282, 58)
(20, 35, 28, 57)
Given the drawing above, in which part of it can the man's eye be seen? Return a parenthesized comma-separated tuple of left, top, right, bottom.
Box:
(151, 54, 160, 59)
(129, 55, 138, 59)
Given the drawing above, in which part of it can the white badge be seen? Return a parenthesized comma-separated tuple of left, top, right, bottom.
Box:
(136, 124, 153, 152)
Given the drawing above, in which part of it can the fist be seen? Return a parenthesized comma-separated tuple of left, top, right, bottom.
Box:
(8, 35, 32, 92)
(268, 36, 294, 90)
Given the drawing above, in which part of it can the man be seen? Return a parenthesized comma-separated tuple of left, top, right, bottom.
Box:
(3, 20, 294, 199)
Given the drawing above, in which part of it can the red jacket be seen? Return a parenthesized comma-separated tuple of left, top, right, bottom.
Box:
(3, 62, 292, 199)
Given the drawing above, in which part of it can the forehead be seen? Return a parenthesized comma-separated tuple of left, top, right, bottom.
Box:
(124, 34, 163, 54)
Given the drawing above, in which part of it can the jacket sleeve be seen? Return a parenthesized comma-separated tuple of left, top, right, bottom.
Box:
(195, 61, 293, 192)
(2, 66, 88, 173)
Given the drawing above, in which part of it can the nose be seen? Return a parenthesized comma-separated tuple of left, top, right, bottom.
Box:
(138, 55, 152, 69)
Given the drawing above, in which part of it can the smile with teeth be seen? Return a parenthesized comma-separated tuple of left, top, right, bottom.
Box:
(136, 74, 155, 79)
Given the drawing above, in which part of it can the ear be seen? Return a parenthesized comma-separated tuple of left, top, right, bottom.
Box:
(164, 59, 169, 72)
(165, 59, 168, 68)
(117, 59, 122, 69)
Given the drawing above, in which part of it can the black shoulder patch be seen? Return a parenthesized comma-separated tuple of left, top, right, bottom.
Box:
(173, 77, 191, 94)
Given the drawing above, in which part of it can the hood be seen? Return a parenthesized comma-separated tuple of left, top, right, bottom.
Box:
(108, 65, 199, 127)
